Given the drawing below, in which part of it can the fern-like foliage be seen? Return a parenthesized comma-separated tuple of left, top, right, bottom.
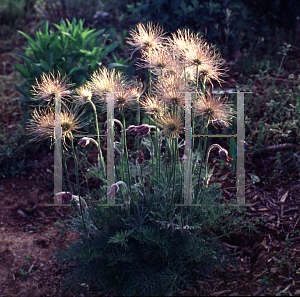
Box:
(56, 178, 254, 296)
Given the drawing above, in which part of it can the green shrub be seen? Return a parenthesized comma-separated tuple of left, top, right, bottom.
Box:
(12, 18, 119, 102)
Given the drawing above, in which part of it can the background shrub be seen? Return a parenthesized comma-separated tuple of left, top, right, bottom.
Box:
(12, 18, 119, 102)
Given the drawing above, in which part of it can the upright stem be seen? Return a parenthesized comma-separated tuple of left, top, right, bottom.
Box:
(155, 122, 159, 183)
(122, 109, 132, 194)
(135, 99, 140, 151)
(61, 166, 80, 218)
(89, 101, 105, 176)
(202, 76, 207, 95)
(71, 137, 85, 229)
(195, 124, 208, 199)
(171, 138, 177, 207)
(158, 131, 161, 181)
(62, 149, 73, 194)
(149, 69, 152, 92)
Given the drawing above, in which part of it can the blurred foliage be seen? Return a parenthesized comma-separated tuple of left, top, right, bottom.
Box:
(126, 0, 249, 57)
(125, 0, 300, 58)
(0, 0, 35, 27)
(3, 0, 300, 60)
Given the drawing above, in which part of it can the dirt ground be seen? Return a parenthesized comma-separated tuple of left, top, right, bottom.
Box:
(0, 143, 299, 296)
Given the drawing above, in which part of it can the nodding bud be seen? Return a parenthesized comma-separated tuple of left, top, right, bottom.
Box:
(213, 119, 229, 130)
(134, 124, 150, 138)
(219, 148, 233, 165)
(78, 137, 90, 147)
(107, 183, 119, 197)
(136, 150, 144, 164)
(55, 192, 73, 204)
(126, 125, 137, 134)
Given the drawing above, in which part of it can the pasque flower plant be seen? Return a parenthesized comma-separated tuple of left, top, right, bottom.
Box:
(26, 22, 253, 296)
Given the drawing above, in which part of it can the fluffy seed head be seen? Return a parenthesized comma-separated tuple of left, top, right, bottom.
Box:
(138, 46, 178, 76)
(171, 29, 225, 86)
(127, 22, 166, 54)
(27, 107, 55, 143)
(90, 67, 123, 96)
(74, 84, 93, 105)
(155, 74, 189, 110)
(32, 71, 72, 104)
(27, 106, 86, 149)
(140, 94, 163, 117)
(194, 92, 235, 128)
(112, 81, 143, 111)
(156, 111, 184, 139)
(60, 108, 87, 148)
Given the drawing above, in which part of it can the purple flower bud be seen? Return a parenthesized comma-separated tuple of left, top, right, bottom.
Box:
(219, 148, 233, 165)
(78, 137, 90, 147)
(134, 124, 150, 138)
(107, 183, 119, 197)
(55, 192, 73, 204)
(212, 119, 229, 130)
(126, 125, 137, 134)
(136, 150, 144, 164)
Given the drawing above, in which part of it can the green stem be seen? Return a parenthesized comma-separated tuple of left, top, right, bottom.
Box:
(195, 124, 208, 200)
(61, 166, 80, 218)
(196, 65, 199, 89)
(71, 137, 86, 230)
(149, 69, 152, 92)
(62, 149, 73, 194)
(135, 99, 140, 151)
(155, 122, 159, 183)
(89, 101, 105, 177)
(202, 76, 207, 95)
(122, 109, 132, 194)
(204, 144, 222, 186)
(171, 138, 177, 207)
(158, 132, 161, 181)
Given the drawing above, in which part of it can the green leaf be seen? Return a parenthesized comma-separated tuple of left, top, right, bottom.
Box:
(13, 84, 31, 97)
(106, 63, 127, 69)
(61, 31, 77, 43)
(68, 66, 86, 76)
(18, 31, 38, 50)
(10, 52, 36, 63)
(101, 42, 119, 57)
(108, 230, 135, 249)
(14, 64, 30, 78)
(32, 64, 43, 76)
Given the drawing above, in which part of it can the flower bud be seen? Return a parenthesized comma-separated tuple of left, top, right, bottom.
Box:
(134, 124, 150, 138)
(219, 148, 233, 165)
(136, 150, 144, 164)
(55, 192, 73, 204)
(78, 137, 90, 147)
(126, 125, 137, 134)
(212, 119, 229, 130)
(107, 183, 119, 197)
